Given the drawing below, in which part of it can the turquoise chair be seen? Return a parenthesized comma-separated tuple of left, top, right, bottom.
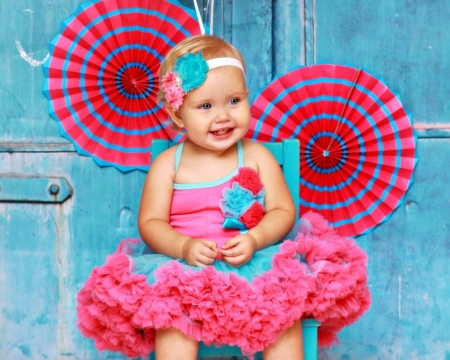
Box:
(150, 139, 320, 360)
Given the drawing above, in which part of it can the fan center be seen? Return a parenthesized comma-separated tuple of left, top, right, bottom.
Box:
(116, 62, 153, 99)
(305, 132, 347, 174)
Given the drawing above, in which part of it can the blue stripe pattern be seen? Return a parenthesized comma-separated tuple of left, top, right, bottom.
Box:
(42, 0, 198, 171)
(77, 31, 165, 130)
(53, 6, 191, 152)
(252, 73, 404, 228)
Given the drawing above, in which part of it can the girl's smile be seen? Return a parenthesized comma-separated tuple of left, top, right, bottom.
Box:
(210, 127, 234, 138)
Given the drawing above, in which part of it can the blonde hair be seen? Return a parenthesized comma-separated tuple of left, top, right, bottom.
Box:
(157, 35, 246, 105)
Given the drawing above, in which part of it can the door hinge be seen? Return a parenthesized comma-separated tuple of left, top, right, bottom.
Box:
(0, 175, 72, 203)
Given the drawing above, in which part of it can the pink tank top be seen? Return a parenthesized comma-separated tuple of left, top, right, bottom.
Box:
(169, 141, 243, 249)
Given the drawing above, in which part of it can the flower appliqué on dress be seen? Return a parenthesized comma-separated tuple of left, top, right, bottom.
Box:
(219, 167, 265, 230)
(160, 52, 209, 110)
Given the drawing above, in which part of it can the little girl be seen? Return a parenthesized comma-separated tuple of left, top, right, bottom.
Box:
(77, 35, 371, 360)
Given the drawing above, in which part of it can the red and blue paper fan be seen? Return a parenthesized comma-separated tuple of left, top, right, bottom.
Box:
(43, 0, 202, 172)
(248, 64, 417, 237)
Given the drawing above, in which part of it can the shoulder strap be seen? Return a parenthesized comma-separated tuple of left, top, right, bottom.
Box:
(175, 142, 184, 172)
(237, 140, 244, 166)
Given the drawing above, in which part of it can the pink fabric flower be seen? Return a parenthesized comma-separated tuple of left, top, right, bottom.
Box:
(232, 167, 263, 195)
(160, 71, 185, 109)
(239, 201, 265, 229)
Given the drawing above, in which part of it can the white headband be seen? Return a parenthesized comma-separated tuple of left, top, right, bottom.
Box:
(207, 57, 245, 75)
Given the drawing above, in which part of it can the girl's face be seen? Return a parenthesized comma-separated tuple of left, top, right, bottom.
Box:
(170, 65, 250, 153)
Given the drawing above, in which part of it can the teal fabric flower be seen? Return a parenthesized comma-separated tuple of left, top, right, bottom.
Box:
(219, 183, 257, 218)
(173, 52, 209, 93)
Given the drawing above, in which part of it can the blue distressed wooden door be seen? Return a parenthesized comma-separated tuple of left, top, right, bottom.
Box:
(1, 0, 449, 359)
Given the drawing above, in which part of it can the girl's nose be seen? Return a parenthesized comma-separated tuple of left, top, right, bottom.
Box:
(215, 106, 230, 122)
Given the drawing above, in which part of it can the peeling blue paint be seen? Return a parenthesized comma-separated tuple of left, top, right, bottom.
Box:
(18, 345, 31, 358)
(2, 308, 27, 324)
(32, 314, 50, 326)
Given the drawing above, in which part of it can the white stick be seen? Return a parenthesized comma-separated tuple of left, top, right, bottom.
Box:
(209, 0, 214, 35)
(193, 0, 205, 35)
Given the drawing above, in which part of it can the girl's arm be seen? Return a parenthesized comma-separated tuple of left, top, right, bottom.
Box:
(138, 147, 218, 265)
(138, 147, 186, 258)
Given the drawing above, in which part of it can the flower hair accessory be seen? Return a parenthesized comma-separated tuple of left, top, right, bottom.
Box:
(219, 167, 265, 231)
(161, 52, 245, 110)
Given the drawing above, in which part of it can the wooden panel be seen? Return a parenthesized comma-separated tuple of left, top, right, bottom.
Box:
(272, 0, 306, 76)
(0, 203, 61, 359)
(0, 152, 145, 359)
(0, 0, 80, 144)
(313, 0, 450, 127)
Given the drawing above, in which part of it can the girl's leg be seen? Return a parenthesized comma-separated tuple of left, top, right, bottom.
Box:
(155, 327, 199, 360)
(262, 320, 304, 360)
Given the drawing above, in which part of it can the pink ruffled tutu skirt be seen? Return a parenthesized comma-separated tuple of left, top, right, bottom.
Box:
(76, 211, 371, 358)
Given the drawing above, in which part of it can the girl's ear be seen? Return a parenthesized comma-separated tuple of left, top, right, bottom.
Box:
(165, 104, 185, 129)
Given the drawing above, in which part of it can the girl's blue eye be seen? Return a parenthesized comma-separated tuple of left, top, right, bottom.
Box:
(229, 98, 239, 105)
(201, 103, 211, 110)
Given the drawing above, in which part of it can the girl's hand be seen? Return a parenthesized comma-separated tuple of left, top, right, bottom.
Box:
(220, 233, 257, 267)
(182, 238, 219, 267)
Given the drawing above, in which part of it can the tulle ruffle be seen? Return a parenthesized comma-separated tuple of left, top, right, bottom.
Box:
(76, 211, 371, 358)
(298, 211, 371, 347)
(76, 252, 154, 358)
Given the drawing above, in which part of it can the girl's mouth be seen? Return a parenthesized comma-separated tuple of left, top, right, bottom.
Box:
(211, 128, 233, 137)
